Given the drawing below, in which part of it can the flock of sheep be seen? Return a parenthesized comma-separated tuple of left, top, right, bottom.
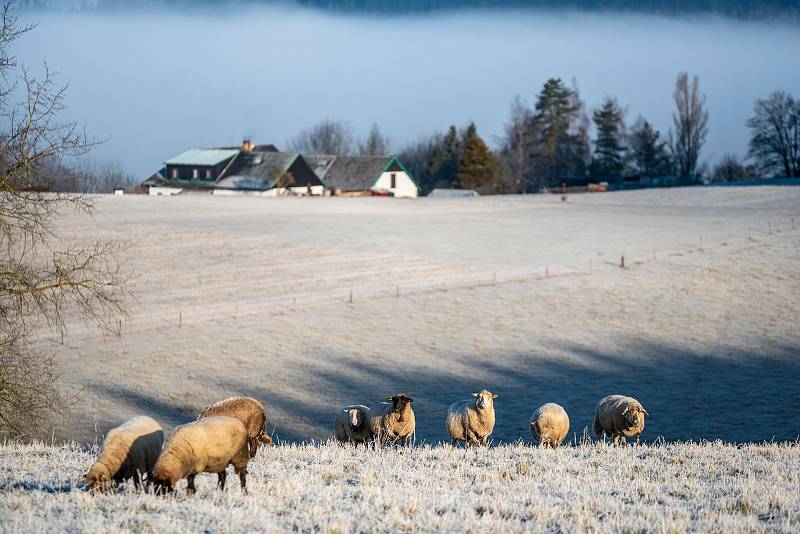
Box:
(84, 393, 649, 494)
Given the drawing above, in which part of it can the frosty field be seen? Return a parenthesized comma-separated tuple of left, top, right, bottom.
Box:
(2, 440, 799, 533)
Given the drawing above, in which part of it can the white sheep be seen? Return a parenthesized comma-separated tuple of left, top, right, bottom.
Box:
(152, 416, 250, 494)
(84, 415, 164, 493)
(334, 405, 372, 445)
(593, 394, 649, 446)
(529, 403, 570, 448)
(446, 390, 497, 447)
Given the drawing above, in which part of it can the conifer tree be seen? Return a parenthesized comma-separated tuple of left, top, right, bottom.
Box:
(591, 97, 627, 180)
(457, 135, 496, 191)
(531, 78, 590, 187)
(628, 117, 672, 178)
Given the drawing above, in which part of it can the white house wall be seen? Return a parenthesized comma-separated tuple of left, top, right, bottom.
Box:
(290, 185, 325, 196)
(373, 171, 418, 198)
(148, 186, 184, 196)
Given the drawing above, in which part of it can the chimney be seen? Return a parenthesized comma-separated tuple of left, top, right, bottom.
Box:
(241, 138, 254, 152)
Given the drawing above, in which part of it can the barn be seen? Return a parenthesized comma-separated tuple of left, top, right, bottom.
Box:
(306, 155, 419, 198)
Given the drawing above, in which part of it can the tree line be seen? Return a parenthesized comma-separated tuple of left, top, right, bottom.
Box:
(290, 74, 799, 195)
(17, 0, 800, 20)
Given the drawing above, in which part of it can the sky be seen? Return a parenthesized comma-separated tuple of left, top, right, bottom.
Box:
(13, 5, 800, 177)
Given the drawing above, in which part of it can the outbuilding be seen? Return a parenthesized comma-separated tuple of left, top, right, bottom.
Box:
(306, 155, 419, 198)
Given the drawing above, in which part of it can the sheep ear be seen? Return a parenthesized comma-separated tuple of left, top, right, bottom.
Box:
(386, 396, 393, 401)
(491, 393, 498, 399)
(407, 397, 414, 403)
(641, 407, 649, 416)
(472, 392, 478, 397)
(622, 406, 631, 415)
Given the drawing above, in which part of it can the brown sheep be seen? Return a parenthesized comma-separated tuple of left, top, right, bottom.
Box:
(334, 405, 372, 445)
(152, 416, 250, 495)
(84, 416, 164, 493)
(369, 394, 415, 446)
(593, 394, 649, 446)
(198, 396, 271, 457)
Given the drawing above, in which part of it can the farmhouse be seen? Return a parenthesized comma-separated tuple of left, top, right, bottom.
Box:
(214, 151, 324, 196)
(165, 148, 239, 183)
(306, 155, 419, 198)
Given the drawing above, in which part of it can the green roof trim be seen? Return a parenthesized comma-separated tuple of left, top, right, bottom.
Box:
(166, 148, 240, 167)
(163, 179, 216, 187)
(374, 155, 421, 192)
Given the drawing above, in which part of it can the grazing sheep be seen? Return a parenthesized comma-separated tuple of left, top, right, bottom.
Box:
(369, 394, 415, 446)
(334, 405, 372, 445)
(198, 396, 271, 457)
(152, 416, 250, 495)
(529, 403, 570, 448)
(446, 390, 497, 447)
(593, 394, 649, 446)
(84, 415, 164, 493)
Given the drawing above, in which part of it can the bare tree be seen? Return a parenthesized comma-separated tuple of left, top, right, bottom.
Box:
(746, 91, 800, 179)
(71, 160, 137, 193)
(287, 118, 354, 155)
(498, 95, 535, 193)
(710, 154, 758, 183)
(0, 2, 127, 438)
(669, 72, 709, 182)
(358, 123, 389, 156)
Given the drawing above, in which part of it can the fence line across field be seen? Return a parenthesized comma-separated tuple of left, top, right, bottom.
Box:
(50, 220, 798, 339)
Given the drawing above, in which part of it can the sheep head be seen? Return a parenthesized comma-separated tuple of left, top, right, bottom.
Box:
(348, 408, 365, 429)
(386, 394, 414, 421)
(84, 463, 113, 493)
(622, 403, 648, 429)
(258, 431, 273, 446)
(472, 390, 498, 411)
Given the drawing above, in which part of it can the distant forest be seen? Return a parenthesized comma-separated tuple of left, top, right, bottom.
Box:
(295, 0, 798, 18)
(16, 0, 800, 19)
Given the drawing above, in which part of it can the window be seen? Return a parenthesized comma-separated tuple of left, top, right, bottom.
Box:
(192, 168, 199, 179)
(390, 173, 396, 189)
(171, 168, 178, 179)
(205, 169, 212, 179)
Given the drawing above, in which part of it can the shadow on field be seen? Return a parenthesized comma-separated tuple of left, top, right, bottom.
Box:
(5, 481, 75, 493)
(87, 340, 800, 445)
(85, 383, 199, 431)
(218, 339, 800, 445)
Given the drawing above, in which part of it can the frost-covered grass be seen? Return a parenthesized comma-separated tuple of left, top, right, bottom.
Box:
(1, 440, 799, 533)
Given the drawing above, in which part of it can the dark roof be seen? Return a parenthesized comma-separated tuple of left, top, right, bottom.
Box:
(142, 168, 166, 187)
(216, 151, 299, 191)
(305, 155, 393, 192)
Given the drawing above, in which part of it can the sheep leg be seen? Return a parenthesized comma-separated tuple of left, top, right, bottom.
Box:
(237, 470, 247, 494)
(636, 434, 641, 446)
(593, 417, 603, 441)
(186, 475, 197, 495)
(612, 434, 620, 447)
(248, 438, 259, 458)
(621, 437, 627, 448)
(451, 439, 457, 447)
(217, 470, 227, 491)
(133, 472, 142, 490)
